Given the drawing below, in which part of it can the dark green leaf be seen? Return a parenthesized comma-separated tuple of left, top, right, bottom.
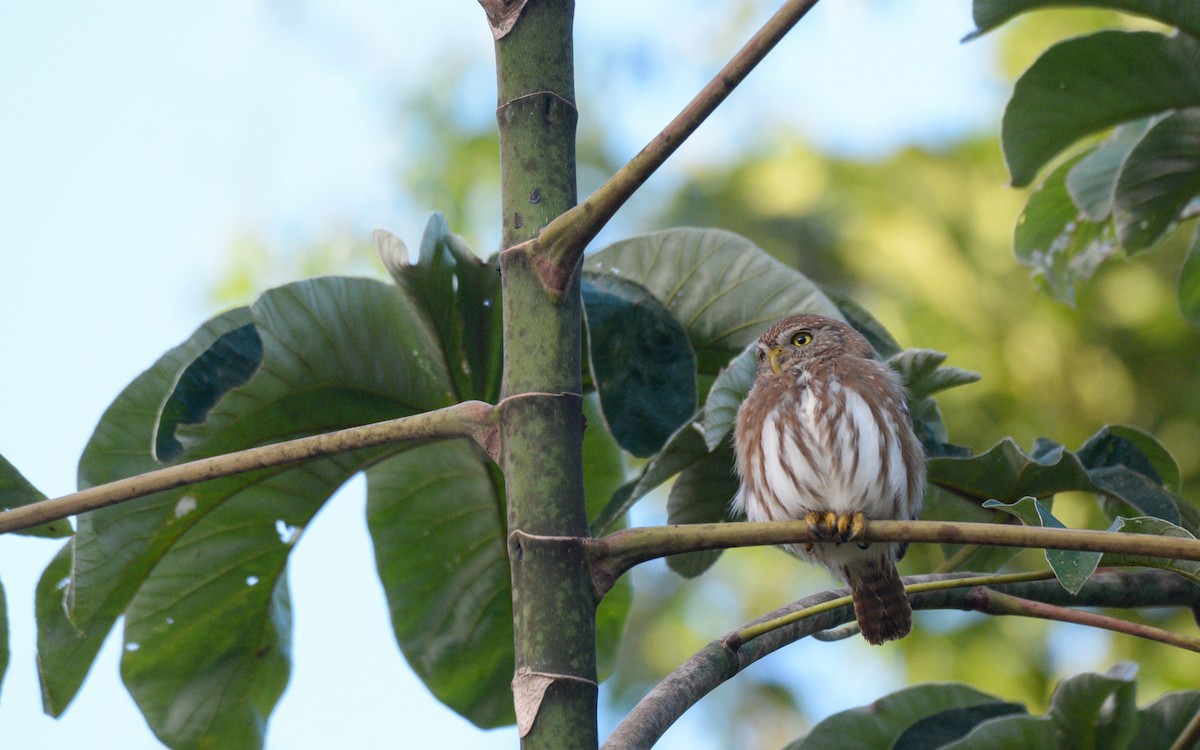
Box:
(154, 322, 263, 462)
(928, 437, 1092, 503)
(922, 487, 1024, 572)
(1077, 427, 1181, 524)
(1002, 31, 1200, 187)
(39, 277, 457, 745)
(1046, 663, 1138, 750)
(1180, 223, 1200, 326)
(1015, 155, 1119, 305)
(1101, 517, 1200, 585)
(939, 715, 1062, 750)
(969, 0, 1200, 41)
(366, 441, 513, 727)
(584, 228, 842, 373)
(373, 214, 503, 402)
(1113, 108, 1200, 253)
(665, 441, 737, 577)
(983, 497, 1101, 593)
(582, 272, 697, 457)
(887, 349, 981, 402)
(1135, 690, 1200, 750)
(700, 348, 756, 452)
(785, 682, 1015, 749)
(1066, 118, 1156, 222)
(895, 702, 1027, 750)
(0, 453, 71, 538)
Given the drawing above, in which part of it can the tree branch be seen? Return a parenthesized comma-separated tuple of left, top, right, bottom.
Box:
(519, 0, 823, 294)
(601, 570, 1200, 750)
(587, 519, 1200, 596)
(0, 400, 498, 536)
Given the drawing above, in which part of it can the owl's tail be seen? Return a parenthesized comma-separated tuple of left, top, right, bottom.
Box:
(846, 557, 912, 645)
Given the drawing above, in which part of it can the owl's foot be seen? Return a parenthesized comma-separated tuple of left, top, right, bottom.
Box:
(804, 511, 867, 545)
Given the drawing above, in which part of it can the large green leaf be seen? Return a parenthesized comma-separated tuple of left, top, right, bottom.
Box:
(1135, 690, 1200, 750)
(584, 227, 842, 373)
(0, 452, 72, 538)
(664, 441, 738, 577)
(1112, 107, 1200, 253)
(984, 498, 1102, 594)
(366, 441, 512, 727)
(1046, 663, 1139, 750)
(1002, 31, 1200, 187)
(700, 348, 756, 452)
(581, 271, 697, 457)
(1014, 154, 1118, 305)
(970, 0, 1200, 41)
(1101, 516, 1200, 585)
(38, 276, 459, 748)
(785, 683, 1019, 749)
(928, 428, 1182, 525)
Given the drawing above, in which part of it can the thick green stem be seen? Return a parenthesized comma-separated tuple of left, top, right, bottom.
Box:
(492, 1, 598, 746)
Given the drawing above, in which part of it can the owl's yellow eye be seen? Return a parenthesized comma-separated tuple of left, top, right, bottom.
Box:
(791, 331, 813, 347)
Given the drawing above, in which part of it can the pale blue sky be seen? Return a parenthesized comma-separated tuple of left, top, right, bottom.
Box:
(0, 2, 1001, 748)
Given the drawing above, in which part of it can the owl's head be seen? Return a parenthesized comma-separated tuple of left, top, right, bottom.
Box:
(754, 314, 874, 374)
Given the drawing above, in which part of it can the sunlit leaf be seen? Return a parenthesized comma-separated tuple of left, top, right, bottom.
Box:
(0, 453, 71, 538)
(1015, 155, 1119, 304)
(1066, 118, 1155, 222)
(584, 227, 841, 373)
(785, 682, 1019, 749)
(983, 497, 1101, 593)
(1179, 223, 1200, 326)
(1002, 31, 1200, 187)
(582, 271, 697, 457)
(1113, 108, 1200, 253)
(665, 442, 737, 578)
(969, 0, 1200, 41)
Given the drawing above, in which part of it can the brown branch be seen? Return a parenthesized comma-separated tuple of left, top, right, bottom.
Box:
(587, 519, 1200, 596)
(521, 0, 824, 294)
(601, 570, 1200, 750)
(0, 400, 498, 536)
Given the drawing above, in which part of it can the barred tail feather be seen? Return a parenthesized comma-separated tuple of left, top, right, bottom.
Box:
(847, 558, 911, 645)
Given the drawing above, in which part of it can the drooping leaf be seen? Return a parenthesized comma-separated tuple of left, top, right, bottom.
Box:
(1180, 223, 1200, 326)
(1113, 107, 1200, 253)
(1002, 31, 1200, 187)
(983, 497, 1102, 594)
(969, 0, 1200, 41)
(1077, 427, 1182, 524)
(1046, 663, 1139, 750)
(366, 440, 512, 727)
(1066, 118, 1156, 222)
(0, 453, 72, 538)
(1015, 154, 1119, 305)
(784, 682, 1018, 749)
(581, 271, 697, 457)
(894, 702, 1028, 750)
(39, 276, 461, 746)
(1135, 690, 1200, 750)
(1101, 516, 1200, 585)
(665, 441, 738, 578)
(584, 227, 842, 373)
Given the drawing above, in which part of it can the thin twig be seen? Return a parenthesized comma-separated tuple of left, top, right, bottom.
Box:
(978, 589, 1200, 653)
(522, 0, 824, 292)
(1169, 705, 1200, 750)
(0, 400, 497, 535)
(587, 519, 1200, 595)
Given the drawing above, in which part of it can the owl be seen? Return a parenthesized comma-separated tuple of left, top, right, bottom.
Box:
(732, 314, 925, 644)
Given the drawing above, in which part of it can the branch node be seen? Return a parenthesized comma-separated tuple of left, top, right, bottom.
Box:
(512, 667, 599, 738)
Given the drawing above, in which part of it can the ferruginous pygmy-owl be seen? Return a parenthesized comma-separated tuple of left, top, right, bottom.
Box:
(733, 314, 925, 644)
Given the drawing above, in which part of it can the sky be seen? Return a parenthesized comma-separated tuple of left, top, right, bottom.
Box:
(0, 1, 1002, 748)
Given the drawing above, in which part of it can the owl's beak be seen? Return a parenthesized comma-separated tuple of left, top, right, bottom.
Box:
(767, 347, 787, 374)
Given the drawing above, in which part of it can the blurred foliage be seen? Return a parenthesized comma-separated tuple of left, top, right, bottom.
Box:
(203, 3, 1200, 747)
